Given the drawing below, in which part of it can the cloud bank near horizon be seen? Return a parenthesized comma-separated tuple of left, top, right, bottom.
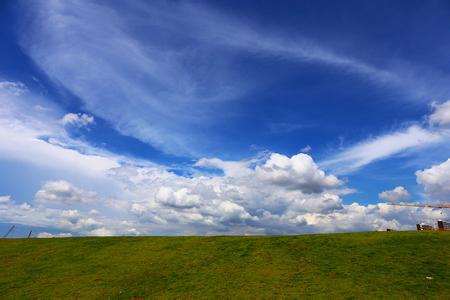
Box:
(1, 80, 449, 236)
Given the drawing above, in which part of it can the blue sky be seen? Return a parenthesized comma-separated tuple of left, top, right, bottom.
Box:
(1, 0, 450, 237)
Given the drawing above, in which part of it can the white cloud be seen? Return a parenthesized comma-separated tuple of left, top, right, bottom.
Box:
(322, 98, 450, 175)
(19, 1, 441, 156)
(416, 158, 450, 201)
(301, 145, 312, 153)
(61, 113, 95, 128)
(428, 100, 450, 127)
(89, 227, 113, 236)
(101, 153, 444, 234)
(255, 153, 342, 193)
(1, 152, 448, 235)
(0, 119, 119, 178)
(35, 180, 98, 205)
(0, 82, 145, 181)
(0, 195, 13, 205)
(0, 194, 120, 236)
(37, 232, 72, 238)
(2, 152, 348, 235)
(1, 82, 448, 235)
(12, 192, 122, 235)
(112, 162, 447, 234)
(19, 1, 229, 156)
(305, 202, 445, 233)
(155, 187, 202, 209)
(323, 125, 446, 174)
(0, 81, 27, 96)
(378, 186, 411, 203)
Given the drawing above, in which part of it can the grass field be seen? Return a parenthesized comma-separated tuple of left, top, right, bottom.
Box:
(0, 231, 449, 299)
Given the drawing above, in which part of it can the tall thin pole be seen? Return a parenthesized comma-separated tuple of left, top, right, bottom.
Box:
(27, 230, 33, 238)
(2, 225, 15, 238)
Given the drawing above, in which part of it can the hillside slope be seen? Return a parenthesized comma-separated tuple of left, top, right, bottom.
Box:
(0, 231, 449, 299)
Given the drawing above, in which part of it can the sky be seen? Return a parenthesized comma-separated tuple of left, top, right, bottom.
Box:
(1, 0, 450, 237)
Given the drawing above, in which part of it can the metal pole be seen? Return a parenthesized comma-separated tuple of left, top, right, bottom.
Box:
(2, 225, 15, 238)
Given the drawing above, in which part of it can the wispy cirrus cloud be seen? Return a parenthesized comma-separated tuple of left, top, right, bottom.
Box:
(322, 99, 450, 174)
(18, 0, 449, 157)
(0, 81, 27, 96)
(322, 125, 446, 174)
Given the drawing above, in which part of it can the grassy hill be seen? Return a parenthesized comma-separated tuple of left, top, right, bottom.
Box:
(0, 231, 449, 299)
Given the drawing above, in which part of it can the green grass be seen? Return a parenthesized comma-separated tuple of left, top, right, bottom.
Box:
(0, 231, 449, 299)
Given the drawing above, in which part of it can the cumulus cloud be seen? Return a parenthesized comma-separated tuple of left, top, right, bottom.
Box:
(1, 153, 448, 235)
(0, 152, 347, 235)
(61, 113, 95, 128)
(378, 186, 411, 203)
(0, 194, 123, 236)
(99, 153, 444, 235)
(89, 227, 113, 236)
(155, 187, 202, 209)
(416, 158, 450, 201)
(256, 153, 342, 193)
(109, 161, 448, 234)
(0, 195, 13, 205)
(35, 180, 98, 205)
(428, 100, 450, 127)
(37, 232, 73, 238)
(304, 202, 445, 233)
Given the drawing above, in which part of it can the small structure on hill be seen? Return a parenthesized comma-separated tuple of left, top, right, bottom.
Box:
(416, 223, 433, 231)
(387, 202, 449, 231)
(437, 220, 450, 230)
(416, 220, 450, 231)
